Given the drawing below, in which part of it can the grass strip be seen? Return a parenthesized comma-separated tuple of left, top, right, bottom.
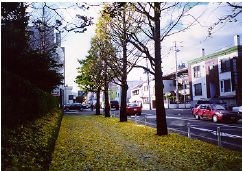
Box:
(50, 114, 242, 171)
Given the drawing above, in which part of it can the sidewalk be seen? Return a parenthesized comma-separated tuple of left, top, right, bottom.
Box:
(49, 114, 242, 171)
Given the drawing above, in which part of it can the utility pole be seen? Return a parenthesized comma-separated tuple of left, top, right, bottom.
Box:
(182, 74, 186, 108)
(175, 41, 179, 106)
(146, 58, 152, 110)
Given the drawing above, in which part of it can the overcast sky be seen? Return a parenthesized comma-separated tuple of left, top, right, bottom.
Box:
(61, 2, 242, 92)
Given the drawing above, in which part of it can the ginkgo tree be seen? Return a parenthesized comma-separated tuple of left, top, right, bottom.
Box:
(105, 2, 200, 135)
(76, 13, 117, 117)
(103, 3, 143, 122)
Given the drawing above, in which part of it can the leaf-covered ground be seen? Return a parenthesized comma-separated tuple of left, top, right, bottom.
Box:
(50, 114, 242, 171)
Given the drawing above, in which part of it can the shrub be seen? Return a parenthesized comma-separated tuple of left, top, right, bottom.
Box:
(2, 70, 58, 127)
(1, 108, 63, 170)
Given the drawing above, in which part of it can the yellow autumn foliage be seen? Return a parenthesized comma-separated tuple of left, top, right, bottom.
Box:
(50, 114, 242, 171)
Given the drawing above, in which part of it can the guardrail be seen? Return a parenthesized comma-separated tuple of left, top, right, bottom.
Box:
(110, 111, 242, 152)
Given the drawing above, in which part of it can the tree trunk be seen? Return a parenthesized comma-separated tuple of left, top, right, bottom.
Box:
(154, 2, 168, 135)
(120, 81, 128, 122)
(104, 60, 110, 117)
(120, 5, 128, 122)
(104, 81, 110, 117)
(95, 87, 101, 115)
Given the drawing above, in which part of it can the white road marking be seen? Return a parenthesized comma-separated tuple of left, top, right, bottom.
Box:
(191, 127, 242, 139)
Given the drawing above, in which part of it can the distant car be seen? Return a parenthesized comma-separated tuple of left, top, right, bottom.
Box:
(82, 103, 91, 109)
(110, 100, 119, 110)
(192, 104, 240, 123)
(208, 98, 227, 108)
(232, 106, 242, 118)
(64, 103, 70, 109)
(126, 103, 142, 116)
(64, 103, 83, 111)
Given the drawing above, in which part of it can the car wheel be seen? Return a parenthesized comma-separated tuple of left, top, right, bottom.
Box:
(194, 114, 200, 120)
(137, 112, 141, 116)
(212, 115, 218, 123)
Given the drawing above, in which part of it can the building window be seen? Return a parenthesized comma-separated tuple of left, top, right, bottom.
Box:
(220, 79, 232, 92)
(221, 59, 231, 73)
(133, 90, 139, 95)
(194, 83, 202, 96)
(144, 86, 148, 91)
(193, 66, 201, 78)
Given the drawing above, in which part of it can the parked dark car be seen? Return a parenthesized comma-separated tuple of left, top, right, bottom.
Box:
(192, 104, 240, 123)
(82, 103, 91, 109)
(232, 106, 242, 119)
(126, 103, 142, 116)
(208, 98, 227, 108)
(110, 100, 119, 110)
(64, 103, 83, 111)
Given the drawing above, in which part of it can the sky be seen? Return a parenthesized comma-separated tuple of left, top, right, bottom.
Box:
(59, 2, 242, 93)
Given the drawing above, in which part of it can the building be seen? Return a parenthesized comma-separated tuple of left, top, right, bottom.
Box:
(28, 25, 66, 106)
(188, 35, 242, 107)
(130, 79, 176, 109)
(163, 65, 191, 104)
(99, 80, 143, 107)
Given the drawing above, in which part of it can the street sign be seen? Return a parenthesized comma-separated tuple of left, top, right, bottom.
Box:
(51, 88, 60, 96)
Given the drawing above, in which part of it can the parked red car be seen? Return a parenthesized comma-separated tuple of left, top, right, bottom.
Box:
(192, 104, 240, 123)
(126, 103, 142, 115)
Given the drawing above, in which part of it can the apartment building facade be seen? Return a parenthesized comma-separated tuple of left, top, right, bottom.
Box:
(188, 35, 242, 107)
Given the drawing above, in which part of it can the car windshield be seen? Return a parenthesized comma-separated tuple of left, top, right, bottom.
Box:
(197, 100, 209, 104)
(110, 101, 118, 104)
(213, 105, 225, 110)
(72, 103, 81, 105)
(128, 103, 138, 107)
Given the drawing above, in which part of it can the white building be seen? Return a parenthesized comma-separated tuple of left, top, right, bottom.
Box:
(130, 79, 176, 109)
(188, 35, 242, 107)
(190, 61, 207, 100)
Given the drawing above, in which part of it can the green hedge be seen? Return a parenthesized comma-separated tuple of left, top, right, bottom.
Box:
(1, 108, 63, 170)
(2, 70, 58, 127)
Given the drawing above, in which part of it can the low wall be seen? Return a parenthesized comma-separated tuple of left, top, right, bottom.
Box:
(143, 103, 191, 110)
(164, 103, 191, 109)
